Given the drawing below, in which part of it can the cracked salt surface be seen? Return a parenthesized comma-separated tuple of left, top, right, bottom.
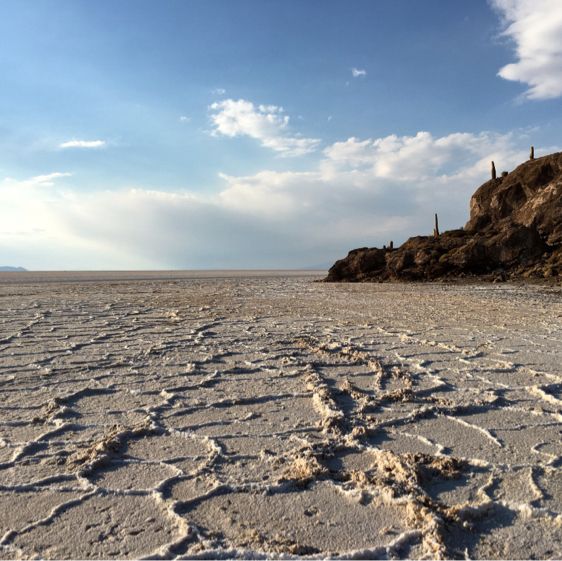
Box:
(0, 271, 561, 559)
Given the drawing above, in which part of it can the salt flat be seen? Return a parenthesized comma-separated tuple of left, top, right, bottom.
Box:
(0, 272, 561, 559)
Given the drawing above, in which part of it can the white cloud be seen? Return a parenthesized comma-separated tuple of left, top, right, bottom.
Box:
(179, 115, 191, 123)
(1, 172, 72, 188)
(323, 131, 523, 181)
(491, 0, 562, 99)
(209, 98, 320, 157)
(351, 67, 367, 78)
(212, 88, 227, 96)
(1, 130, 543, 269)
(59, 139, 106, 149)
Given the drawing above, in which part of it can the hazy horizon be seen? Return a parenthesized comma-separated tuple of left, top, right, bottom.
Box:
(0, 267, 328, 272)
(1, 0, 562, 270)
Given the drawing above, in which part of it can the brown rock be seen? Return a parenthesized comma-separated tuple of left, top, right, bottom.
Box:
(325, 151, 562, 282)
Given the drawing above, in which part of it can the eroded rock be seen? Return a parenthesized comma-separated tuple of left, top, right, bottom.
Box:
(326, 151, 562, 282)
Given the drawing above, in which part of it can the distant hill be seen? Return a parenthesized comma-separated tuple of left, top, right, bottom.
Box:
(0, 266, 27, 272)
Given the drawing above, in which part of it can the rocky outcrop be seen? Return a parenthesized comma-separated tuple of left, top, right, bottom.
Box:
(326, 151, 562, 282)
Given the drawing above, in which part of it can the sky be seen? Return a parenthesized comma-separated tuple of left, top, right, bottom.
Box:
(1, 0, 562, 270)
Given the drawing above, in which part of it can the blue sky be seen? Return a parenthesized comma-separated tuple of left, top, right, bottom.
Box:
(1, 0, 562, 269)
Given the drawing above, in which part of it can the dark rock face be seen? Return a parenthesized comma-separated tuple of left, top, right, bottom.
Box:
(326, 152, 562, 282)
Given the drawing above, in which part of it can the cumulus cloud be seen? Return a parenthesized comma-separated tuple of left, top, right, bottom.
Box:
(1, 130, 543, 269)
(351, 67, 367, 77)
(59, 139, 106, 149)
(491, 0, 562, 99)
(323, 131, 522, 181)
(209, 98, 320, 157)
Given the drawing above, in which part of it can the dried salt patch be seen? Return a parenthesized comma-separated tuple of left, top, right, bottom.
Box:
(185, 481, 412, 555)
(460, 503, 562, 559)
(444, 416, 503, 448)
(0, 491, 83, 537)
(532, 468, 562, 514)
(10, 494, 177, 559)
(92, 460, 179, 491)
(0, 461, 70, 488)
(1, 275, 561, 559)
(125, 434, 210, 468)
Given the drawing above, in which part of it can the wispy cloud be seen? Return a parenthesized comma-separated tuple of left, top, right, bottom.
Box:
(59, 139, 106, 149)
(30, 172, 73, 186)
(179, 115, 191, 123)
(211, 88, 227, 95)
(351, 67, 367, 78)
(2, 172, 72, 188)
(209, 98, 320, 157)
(491, 0, 562, 99)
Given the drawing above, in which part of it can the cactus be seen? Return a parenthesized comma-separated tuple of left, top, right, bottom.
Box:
(530, 146, 535, 160)
(433, 213, 440, 238)
(389, 240, 394, 250)
(491, 161, 496, 180)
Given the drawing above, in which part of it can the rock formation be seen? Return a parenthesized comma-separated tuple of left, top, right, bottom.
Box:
(325, 151, 562, 282)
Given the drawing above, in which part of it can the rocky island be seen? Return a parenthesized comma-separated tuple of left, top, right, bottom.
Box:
(326, 150, 562, 282)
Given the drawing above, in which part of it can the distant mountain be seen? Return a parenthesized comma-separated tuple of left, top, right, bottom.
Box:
(0, 266, 27, 272)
